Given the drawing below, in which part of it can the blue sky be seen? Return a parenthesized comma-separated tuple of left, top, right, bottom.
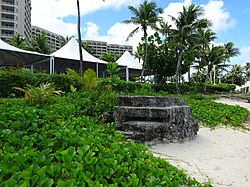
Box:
(31, 0, 250, 66)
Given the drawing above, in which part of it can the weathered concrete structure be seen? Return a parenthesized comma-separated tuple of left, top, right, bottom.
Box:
(113, 96, 199, 143)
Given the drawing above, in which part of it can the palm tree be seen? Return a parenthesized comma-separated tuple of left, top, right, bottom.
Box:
(82, 42, 96, 56)
(201, 44, 230, 92)
(76, 0, 104, 76)
(134, 43, 144, 64)
(224, 42, 240, 59)
(245, 62, 250, 81)
(60, 36, 73, 47)
(106, 62, 120, 77)
(192, 28, 217, 81)
(224, 65, 244, 85)
(101, 52, 119, 62)
(5, 34, 28, 49)
(122, 0, 163, 82)
(158, 20, 172, 42)
(29, 34, 51, 54)
(169, 4, 210, 93)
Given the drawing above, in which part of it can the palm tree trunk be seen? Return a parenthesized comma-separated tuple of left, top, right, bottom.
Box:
(176, 48, 183, 93)
(77, 0, 83, 76)
(141, 31, 148, 82)
(204, 66, 212, 93)
(188, 65, 191, 82)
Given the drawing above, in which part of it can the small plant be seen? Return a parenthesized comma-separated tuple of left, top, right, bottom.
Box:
(14, 83, 63, 105)
(106, 62, 120, 77)
(66, 68, 97, 91)
(83, 68, 97, 91)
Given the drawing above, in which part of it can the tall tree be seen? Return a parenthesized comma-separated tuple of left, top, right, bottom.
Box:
(29, 34, 51, 54)
(169, 4, 210, 93)
(223, 64, 245, 86)
(192, 29, 217, 80)
(5, 34, 28, 50)
(245, 62, 250, 81)
(202, 45, 226, 84)
(122, 0, 163, 82)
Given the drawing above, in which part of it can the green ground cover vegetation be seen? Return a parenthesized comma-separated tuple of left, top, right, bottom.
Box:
(1, 70, 249, 186)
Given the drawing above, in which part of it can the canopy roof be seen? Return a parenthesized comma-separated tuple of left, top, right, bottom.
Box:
(51, 37, 108, 64)
(0, 39, 49, 66)
(116, 51, 142, 70)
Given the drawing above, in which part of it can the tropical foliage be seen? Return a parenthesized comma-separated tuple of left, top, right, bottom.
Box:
(101, 52, 119, 62)
(106, 62, 120, 77)
(5, 34, 28, 49)
(29, 34, 51, 54)
(123, 0, 163, 81)
(14, 83, 63, 105)
(66, 68, 97, 91)
(125, 2, 240, 92)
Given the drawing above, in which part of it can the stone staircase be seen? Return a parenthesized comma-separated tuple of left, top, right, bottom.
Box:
(113, 96, 199, 143)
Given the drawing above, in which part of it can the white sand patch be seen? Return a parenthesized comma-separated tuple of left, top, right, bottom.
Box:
(214, 98, 250, 111)
(149, 98, 250, 187)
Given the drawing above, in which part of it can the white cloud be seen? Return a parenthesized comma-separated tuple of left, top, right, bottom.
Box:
(229, 46, 250, 66)
(161, 0, 235, 33)
(161, 0, 192, 27)
(83, 22, 142, 50)
(31, 0, 236, 53)
(31, 0, 143, 37)
(202, 0, 236, 33)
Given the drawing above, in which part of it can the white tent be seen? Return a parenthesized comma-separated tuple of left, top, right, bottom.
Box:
(0, 39, 50, 69)
(50, 38, 109, 76)
(116, 51, 142, 81)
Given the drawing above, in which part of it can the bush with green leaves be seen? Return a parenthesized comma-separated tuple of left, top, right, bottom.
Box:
(97, 78, 142, 93)
(66, 68, 97, 91)
(151, 82, 236, 94)
(0, 69, 79, 97)
(0, 98, 210, 187)
(14, 83, 63, 105)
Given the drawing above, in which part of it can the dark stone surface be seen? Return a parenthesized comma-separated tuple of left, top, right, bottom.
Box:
(117, 96, 186, 107)
(113, 96, 199, 143)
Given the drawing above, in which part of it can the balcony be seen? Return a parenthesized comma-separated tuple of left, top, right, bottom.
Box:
(2, 1, 16, 7)
(1, 17, 15, 22)
(1, 33, 14, 38)
(1, 10, 16, 16)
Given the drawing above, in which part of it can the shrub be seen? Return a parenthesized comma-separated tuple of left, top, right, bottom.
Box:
(206, 83, 236, 93)
(66, 68, 97, 91)
(151, 82, 236, 94)
(97, 78, 142, 93)
(0, 69, 34, 97)
(0, 69, 79, 97)
(14, 83, 63, 105)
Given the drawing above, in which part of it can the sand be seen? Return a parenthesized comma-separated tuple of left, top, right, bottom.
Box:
(149, 98, 250, 187)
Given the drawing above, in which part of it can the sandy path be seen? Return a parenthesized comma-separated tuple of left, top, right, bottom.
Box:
(149, 98, 250, 187)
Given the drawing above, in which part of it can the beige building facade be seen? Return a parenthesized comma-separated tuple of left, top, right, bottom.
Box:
(31, 25, 63, 51)
(83, 40, 133, 58)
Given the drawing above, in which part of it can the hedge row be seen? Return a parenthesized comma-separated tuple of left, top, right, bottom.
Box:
(0, 69, 81, 97)
(0, 69, 236, 97)
(151, 82, 236, 94)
